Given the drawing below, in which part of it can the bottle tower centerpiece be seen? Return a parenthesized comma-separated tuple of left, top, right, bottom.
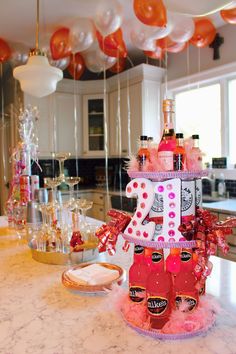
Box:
(95, 99, 233, 340)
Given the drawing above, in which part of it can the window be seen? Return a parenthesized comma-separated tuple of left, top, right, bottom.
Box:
(175, 84, 221, 164)
(229, 79, 236, 165)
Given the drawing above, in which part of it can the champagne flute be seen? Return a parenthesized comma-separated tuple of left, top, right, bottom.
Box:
(52, 152, 71, 181)
(64, 176, 81, 206)
(76, 199, 93, 228)
(44, 177, 63, 206)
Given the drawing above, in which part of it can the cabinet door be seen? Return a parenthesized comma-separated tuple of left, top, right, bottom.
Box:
(109, 83, 142, 156)
(54, 92, 82, 156)
(83, 94, 107, 156)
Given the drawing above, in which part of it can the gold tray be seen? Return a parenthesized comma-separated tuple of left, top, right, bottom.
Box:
(30, 242, 98, 265)
(62, 262, 126, 293)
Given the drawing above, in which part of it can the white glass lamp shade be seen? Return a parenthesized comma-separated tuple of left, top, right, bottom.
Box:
(13, 55, 63, 98)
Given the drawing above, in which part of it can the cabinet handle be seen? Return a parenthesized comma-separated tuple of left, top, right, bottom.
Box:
(99, 196, 103, 200)
(100, 208, 103, 212)
(122, 149, 127, 153)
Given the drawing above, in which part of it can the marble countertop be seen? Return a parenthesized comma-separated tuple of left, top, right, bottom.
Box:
(202, 199, 236, 215)
(1, 217, 236, 354)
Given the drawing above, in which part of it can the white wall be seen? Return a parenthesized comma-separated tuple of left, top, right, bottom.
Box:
(167, 24, 236, 81)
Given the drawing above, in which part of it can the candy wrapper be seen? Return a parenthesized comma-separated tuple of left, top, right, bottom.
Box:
(95, 209, 131, 255)
(178, 208, 234, 291)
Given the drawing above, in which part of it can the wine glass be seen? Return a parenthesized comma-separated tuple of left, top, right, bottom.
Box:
(52, 152, 71, 181)
(44, 177, 63, 206)
(64, 176, 81, 206)
(76, 199, 93, 229)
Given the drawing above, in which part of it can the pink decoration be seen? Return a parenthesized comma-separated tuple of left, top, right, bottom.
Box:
(124, 178, 155, 241)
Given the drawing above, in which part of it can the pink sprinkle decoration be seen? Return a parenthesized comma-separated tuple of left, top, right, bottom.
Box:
(136, 230, 141, 236)
(167, 184, 172, 190)
(143, 192, 148, 199)
(158, 236, 165, 241)
(169, 211, 176, 218)
(168, 192, 175, 199)
(137, 211, 142, 218)
(128, 228, 133, 234)
(132, 220, 137, 226)
(179, 237, 186, 241)
(133, 182, 138, 188)
(158, 185, 164, 192)
(141, 182, 146, 189)
(127, 186, 132, 193)
(140, 202, 145, 209)
(169, 221, 175, 228)
(169, 202, 175, 208)
(169, 238, 175, 242)
(168, 230, 175, 237)
(143, 231, 148, 238)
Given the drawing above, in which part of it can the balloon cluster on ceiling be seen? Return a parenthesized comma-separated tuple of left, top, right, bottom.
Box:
(0, 0, 236, 79)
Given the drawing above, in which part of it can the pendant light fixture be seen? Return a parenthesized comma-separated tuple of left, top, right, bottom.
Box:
(13, 0, 63, 98)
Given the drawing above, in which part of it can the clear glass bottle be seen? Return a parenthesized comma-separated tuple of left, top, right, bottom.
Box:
(158, 99, 176, 171)
(173, 133, 186, 171)
(137, 135, 150, 171)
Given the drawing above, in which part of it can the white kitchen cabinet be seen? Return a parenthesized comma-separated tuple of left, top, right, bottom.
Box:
(82, 94, 108, 157)
(24, 91, 82, 158)
(109, 65, 165, 156)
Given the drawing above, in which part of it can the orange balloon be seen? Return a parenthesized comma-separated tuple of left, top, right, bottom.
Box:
(96, 28, 127, 58)
(157, 37, 187, 53)
(109, 57, 126, 73)
(0, 38, 11, 62)
(67, 53, 85, 80)
(133, 0, 167, 27)
(50, 27, 72, 60)
(144, 46, 164, 59)
(220, 8, 236, 24)
(190, 19, 216, 48)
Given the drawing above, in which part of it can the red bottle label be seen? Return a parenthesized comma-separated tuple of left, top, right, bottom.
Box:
(147, 296, 168, 316)
(174, 153, 184, 170)
(129, 286, 145, 303)
(175, 295, 197, 312)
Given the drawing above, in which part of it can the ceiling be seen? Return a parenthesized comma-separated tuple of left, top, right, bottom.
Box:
(0, 0, 234, 54)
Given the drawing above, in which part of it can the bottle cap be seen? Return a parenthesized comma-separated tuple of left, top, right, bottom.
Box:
(163, 99, 175, 113)
(192, 134, 199, 139)
(147, 136, 153, 142)
(176, 133, 184, 139)
(140, 135, 148, 141)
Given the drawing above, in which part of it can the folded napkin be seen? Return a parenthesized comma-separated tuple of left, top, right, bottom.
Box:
(67, 263, 120, 285)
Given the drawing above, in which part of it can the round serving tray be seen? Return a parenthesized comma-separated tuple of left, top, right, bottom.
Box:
(128, 170, 208, 181)
(30, 247, 98, 265)
(62, 262, 126, 294)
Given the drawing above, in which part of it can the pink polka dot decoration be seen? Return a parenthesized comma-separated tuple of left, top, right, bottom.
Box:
(124, 178, 156, 242)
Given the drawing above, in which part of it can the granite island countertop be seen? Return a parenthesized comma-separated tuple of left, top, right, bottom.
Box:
(0, 217, 236, 354)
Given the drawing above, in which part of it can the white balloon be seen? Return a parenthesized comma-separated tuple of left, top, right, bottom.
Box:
(94, 0, 123, 36)
(70, 18, 95, 53)
(49, 56, 70, 70)
(169, 13, 195, 43)
(83, 45, 117, 72)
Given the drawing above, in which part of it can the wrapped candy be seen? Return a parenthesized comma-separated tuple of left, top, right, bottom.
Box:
(95, 209, 131, 255)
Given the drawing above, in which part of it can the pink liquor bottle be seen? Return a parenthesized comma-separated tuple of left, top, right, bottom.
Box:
(129, 245, 149, 303)
(174, 271, 199, 312)
(158, 99, 176, 171)
(146, 251, 172, 329)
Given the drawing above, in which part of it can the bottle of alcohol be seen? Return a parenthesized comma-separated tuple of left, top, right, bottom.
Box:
(173, 133, 186, 171)
(180, 248, 193, 272)
(187, 134, 202, 171)
(174, 271, 199, 312)
(158, 99, 176, 171)
(129, 245, 149, 303)
(146, 253, 172, 329)
(137, 135, 150, 171)
(165, 248, 181, 275)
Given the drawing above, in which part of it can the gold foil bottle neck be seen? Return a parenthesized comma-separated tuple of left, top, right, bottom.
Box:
(163, 99, 175, 113)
